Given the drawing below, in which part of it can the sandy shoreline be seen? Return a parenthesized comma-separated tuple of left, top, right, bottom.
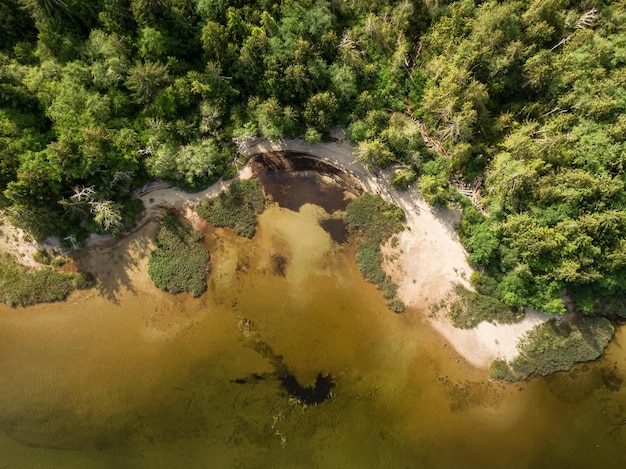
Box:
(241, 133, 550, 368)
(1, 133, 549, 368)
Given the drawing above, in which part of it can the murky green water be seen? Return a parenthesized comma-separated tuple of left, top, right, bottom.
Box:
(1, 166, 625, 468)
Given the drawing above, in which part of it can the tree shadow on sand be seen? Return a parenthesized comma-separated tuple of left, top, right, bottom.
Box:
(70, 223, 155, 305)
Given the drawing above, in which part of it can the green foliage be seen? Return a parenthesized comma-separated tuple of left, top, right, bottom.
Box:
(354, 242, 386, 286)
(491, 317, 615, 381)
(33, 248, 51, 264)
(421, 0, 626, 315)
(51, 256, 67, 267)
(0, 0, 37, 51)
(355, 139, 395, 170)
(125, 61, 171, 105)
(2, 0, 626, 322)
(418, 156, 453, 206)
(0, 252, 81, 307)
(489, 359, 515, 382)
(146, 139, 228, 189)
(72, 271, 95, 289)
(345, 193, 406, 312)
(386, 298, 405, 313)
(0, 0, 423, 243)
(148, 214, 210, 297)
(197, 179, 265, 238)
(303, 91, 338, 133)
(391, 166, 418, 190)
(381, 277, 398, 299)
(448, 284, 518, 329)
(465, 221, 499, 267)
(344, 193, 405, 242)
(418, 175, 446, 206)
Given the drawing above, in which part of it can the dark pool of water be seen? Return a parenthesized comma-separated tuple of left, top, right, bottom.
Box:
(319, 218, 349, 244)
(252, 152, 358, 214)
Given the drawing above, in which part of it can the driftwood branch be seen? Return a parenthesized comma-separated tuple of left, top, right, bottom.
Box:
(404, 112, 486, 213)
(403, 112, 450, 157)
(452, 177, 486, 213)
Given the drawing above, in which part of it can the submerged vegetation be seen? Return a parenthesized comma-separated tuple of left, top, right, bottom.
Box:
(0, 252, 93, 307)
(490, 317, 615, 381)
(148, 214, 209, 297)
(197, 179, 266, 238)
(344, 193, 405, 312)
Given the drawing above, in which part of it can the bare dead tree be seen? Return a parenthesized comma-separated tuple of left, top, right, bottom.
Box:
(404, 112, 487, 213)
(110, 170, 134, 187)
(550, 8, 599, 52)
(576, 8, 599, 29)
(452, 177, 486, 213)
(69, 185, 96, 203)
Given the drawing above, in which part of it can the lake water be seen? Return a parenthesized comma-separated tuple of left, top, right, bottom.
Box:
(1, 163, 625, 468)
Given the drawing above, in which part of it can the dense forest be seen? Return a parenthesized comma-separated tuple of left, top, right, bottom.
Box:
(1, 0, 625, 318)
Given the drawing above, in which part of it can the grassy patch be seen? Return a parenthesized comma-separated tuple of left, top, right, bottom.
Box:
(448, 284, 519, 329)
(490, 316, 615, 381)
(0, 253, 93, 307)
(197, 179, 266, 238)
(344, 193, 406, 312)
(148, 214, 210, 297)
(33, 249, 51, 264)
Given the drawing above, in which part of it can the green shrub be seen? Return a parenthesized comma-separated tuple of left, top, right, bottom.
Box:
(381, 278, 398, 299)
(448, 284, 518, 329)
(51, 256, 68, 268)
(386, 298, 405, 313)
(391, 167, 418, 190)
(355, 241, 386, 285)
(148, 214, 210, 297)
(469, 270, 499, 297)
(417, 157, 453, 206)
(344, 193, 404, 242)
(489, 359, 516, 381)
(491, 317, 615, 381)
(197, 179, 266, 238)
(345, 193, 406, 312)
(512, 317, 614, 379)
(0, 253, 78, 307)
(72, 272, 95, 290)
(33, 249, 51, 265)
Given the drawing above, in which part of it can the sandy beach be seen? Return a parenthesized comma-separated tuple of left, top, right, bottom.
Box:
(1, 133, 549, 368)
(241, 133, 550, 368)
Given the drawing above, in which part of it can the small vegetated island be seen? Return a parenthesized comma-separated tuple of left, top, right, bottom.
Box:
(197, 179, 266, 239)
(147, 179, 265, 296)
(148, 213, 210, 297)
(1, 1, 625, 379)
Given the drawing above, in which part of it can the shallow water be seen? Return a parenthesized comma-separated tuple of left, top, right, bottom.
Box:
(0, 169, 625, 468)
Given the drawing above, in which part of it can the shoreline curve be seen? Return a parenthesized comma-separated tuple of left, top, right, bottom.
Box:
(3, 133, 549, 369)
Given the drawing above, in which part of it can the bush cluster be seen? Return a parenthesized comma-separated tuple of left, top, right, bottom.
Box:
(148, 214, 210, 297)
(448, 284, 518, 329)
(0, 253, 91, 307)
(490, 317, 615, 381)
(33, 249, 51, 265)
(344, 193, 406, 312)
(197, 180, 266, 238)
